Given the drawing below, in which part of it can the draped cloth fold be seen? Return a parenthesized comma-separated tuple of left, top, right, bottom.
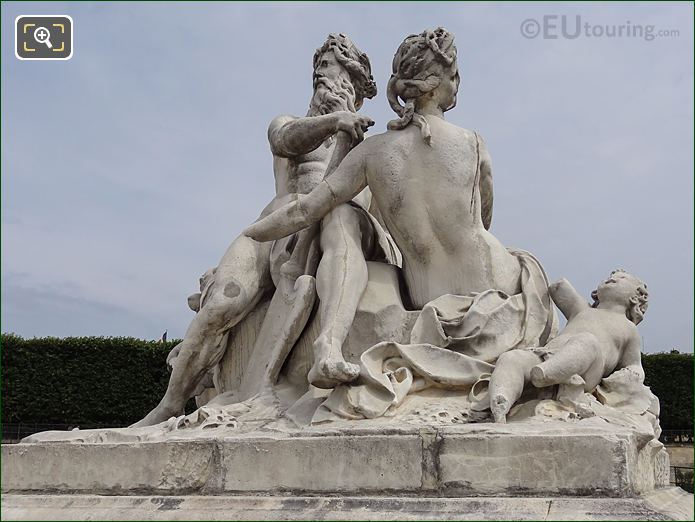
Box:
(312, 249, 558, 423)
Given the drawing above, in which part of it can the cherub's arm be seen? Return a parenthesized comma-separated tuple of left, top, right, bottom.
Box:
(245, 144, 369, 241)
(616, 329, 645, 381)
(268, 113, 373, 158)
(548, 278, 591, 321)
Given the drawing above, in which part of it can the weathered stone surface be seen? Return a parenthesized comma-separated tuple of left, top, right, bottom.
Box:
(629, 438, 672, 494)
(2, 490, 692, 521)
(643, 486, 695, 521)
(2, 423, 669, 497)
(2, 441, 215, 493)
(435, 424, 670, 497)
(217, 433, 423, 492)
(438, 432, 633, 496)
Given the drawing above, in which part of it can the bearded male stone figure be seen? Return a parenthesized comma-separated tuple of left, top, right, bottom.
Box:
(134, 34, 399, 427)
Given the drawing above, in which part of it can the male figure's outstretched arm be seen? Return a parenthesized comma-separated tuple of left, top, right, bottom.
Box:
(269, 113, 373, 158)
(245, 145, 369, 241)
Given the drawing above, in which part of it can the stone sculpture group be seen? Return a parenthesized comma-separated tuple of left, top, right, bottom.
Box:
(10, 29, 685, 518)
(28, 27, 662, 443)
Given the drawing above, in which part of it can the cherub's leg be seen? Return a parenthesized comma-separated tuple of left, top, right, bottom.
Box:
(309, 204, 367, 389)
(132, 235, 272, 427)
(530, 333, 600, 388)
(489, 349, 542, 423)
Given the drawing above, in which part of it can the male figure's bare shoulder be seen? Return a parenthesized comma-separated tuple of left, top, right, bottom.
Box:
(268, 114, 298, 139)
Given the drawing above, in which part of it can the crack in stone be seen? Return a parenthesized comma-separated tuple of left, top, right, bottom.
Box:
(419, 428, 442, 491)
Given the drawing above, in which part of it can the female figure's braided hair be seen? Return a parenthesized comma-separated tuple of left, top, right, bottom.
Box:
(387, 27, 457, 144)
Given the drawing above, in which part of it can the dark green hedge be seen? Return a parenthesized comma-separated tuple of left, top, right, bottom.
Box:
(1, 334, 693, 430)
(642, 352, 694, 431)
(1, 334, 182, 426)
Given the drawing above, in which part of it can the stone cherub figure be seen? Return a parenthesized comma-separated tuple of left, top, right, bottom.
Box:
(133, 34, 397, 427)
(488, 269, 649, 423)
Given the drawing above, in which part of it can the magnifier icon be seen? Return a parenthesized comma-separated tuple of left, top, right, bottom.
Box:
(33, 26, 53, 49)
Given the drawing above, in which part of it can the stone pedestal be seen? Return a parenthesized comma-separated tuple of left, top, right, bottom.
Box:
(2, 422, 670, 496)
(3, 421, 690, 520)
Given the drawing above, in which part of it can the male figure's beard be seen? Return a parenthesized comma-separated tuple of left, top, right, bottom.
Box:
(309, 75, 357, 115)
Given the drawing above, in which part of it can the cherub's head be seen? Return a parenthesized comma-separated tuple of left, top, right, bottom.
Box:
(591, 269, 648, 325)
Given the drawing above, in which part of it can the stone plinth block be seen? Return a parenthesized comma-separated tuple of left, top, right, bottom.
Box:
(2, 423, 668, 497)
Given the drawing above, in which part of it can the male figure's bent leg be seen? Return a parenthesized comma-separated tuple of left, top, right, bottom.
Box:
(310, 204, 368, 388)
(489, 349, 542, 423)
(132, 234, 272, 427)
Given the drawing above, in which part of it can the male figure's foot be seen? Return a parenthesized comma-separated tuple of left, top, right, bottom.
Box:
(308, 357, 360, 389)
(308, 335, 360, 389)
(130, 404, 179, 428)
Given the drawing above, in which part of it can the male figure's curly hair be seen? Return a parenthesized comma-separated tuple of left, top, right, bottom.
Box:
(313, 34, 377, 106)
(387, 27, 457, 144)
(591, 269, 649, 325)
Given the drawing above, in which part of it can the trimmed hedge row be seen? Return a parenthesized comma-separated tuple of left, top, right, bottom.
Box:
(1, 334, 181, 426)
(642, 352, 693, 432)
(1, 334, 693, 429)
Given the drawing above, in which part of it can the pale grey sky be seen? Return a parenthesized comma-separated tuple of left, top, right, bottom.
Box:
(2, 2, 693, 353)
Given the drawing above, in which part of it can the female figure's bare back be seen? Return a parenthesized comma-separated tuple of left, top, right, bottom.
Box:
(364, 116, 520, 307)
